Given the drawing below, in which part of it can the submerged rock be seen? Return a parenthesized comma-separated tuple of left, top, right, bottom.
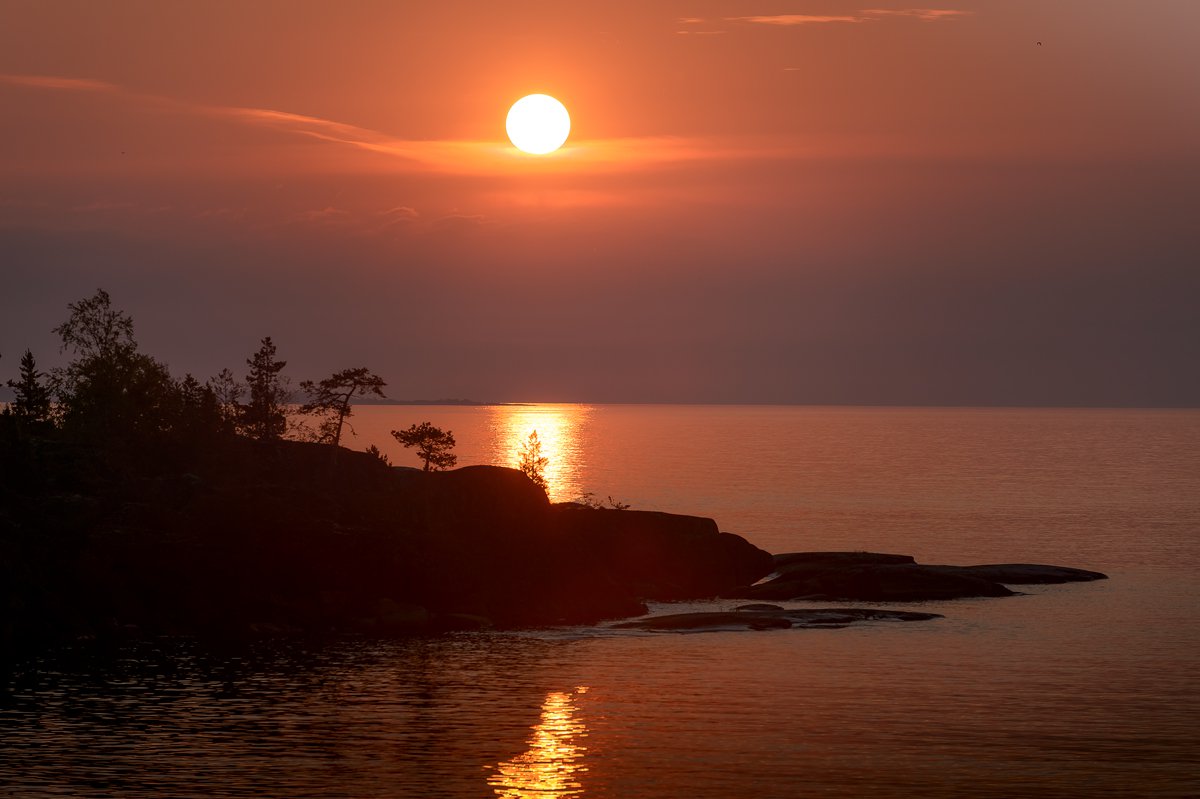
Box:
(612, 607, 942, 633)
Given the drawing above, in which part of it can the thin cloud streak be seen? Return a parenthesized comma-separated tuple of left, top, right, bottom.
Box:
(0, 72, 797, 176)
(0, 74, 119, 92)
(729, 15, 862, 26)
(861, 9, 970, 21)
(725, 9, 969, 26)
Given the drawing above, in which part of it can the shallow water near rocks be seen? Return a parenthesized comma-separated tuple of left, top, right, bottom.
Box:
(3, 406, 1198, 797)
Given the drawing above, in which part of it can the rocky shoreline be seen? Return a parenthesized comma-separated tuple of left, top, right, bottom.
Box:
(0, 436, 1106, 650)
(607, 550, 1107, 635)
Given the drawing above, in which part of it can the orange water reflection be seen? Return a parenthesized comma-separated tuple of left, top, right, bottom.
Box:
(488, 687, 590, 798)
(489, 405, 591, 502)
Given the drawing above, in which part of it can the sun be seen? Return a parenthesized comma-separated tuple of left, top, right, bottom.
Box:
(506, 94, 571, 155)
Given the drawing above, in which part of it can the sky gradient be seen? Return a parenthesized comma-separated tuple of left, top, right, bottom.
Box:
(2, 0, 1198, 405)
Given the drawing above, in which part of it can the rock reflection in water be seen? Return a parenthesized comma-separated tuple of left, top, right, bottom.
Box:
(488, 687, 590, 798)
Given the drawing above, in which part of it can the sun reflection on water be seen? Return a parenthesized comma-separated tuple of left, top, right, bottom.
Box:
(488, 687, 590, 798)
(490, 405, 592, 502)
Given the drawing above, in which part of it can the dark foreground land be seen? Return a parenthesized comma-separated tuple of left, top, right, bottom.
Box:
(0, 428, 773, 648)
(1, 423, 1107, 653)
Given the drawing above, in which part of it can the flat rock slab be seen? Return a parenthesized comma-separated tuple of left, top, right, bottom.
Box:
(726, 552, 1107, 602)
(611, 608, 941, 633)
(733, 563, 1015, 602)
(937, 564, 1108, 584)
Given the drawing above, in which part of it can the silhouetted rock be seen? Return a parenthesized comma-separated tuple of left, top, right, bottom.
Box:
(773, 552, 916, 570)
(725, 551, 1106, 602)
(937, 564, 1108, 584)
(0, 414, 1101, 654)
(730, 561, 1012, 602)
(550, 507, 774, 601)
(612, 607, 942, 633)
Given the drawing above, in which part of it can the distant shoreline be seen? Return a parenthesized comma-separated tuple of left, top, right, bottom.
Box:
(1, 388, 1196, 410)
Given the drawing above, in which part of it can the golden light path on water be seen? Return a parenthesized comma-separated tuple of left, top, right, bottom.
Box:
(488, 687, 590, 798)
(489, 405, 593, 503)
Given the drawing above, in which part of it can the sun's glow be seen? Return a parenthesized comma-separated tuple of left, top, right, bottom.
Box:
(506, 94, 571, 155)
(489, 404, 591, 502)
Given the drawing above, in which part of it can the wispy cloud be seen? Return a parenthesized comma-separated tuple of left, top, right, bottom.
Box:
(1, 72, 798, 176)
(0, 74, 118, 92)
(292, 206, 353, 225)
(861, 8, 970, 21)
(675, 16, 727, 35)
(378, 206, 420, 224)
(723, 8, 969, 26)
(729, 15, 862, 26)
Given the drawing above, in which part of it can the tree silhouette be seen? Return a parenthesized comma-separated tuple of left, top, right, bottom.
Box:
(51, 289, 175, 439)
(300, 367, 387, 448)
(207, 368, 243, 431)
(391, 422, 457, 471)
(53, 288, 135, 363)
(241, 337, 289, 440)
(6, 349, 52, 424)
(517, 430, 549, 493)
(173, 373, 224, 436)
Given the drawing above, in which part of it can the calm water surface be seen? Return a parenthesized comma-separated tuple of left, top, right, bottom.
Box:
(3, 406, 1198, 797)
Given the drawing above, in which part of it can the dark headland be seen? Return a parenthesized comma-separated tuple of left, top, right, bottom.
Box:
(1, 430, 1106, 651)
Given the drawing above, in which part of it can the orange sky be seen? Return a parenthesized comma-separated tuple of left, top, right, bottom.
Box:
(2, 1, 1199, 404)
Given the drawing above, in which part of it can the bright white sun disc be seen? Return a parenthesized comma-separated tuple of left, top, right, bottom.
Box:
(506, 94, 570, 155)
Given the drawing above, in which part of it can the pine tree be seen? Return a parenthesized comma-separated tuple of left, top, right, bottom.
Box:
(391, 422, 457, 471)
(7, 349, 52, 424)
(299, 367, 387, 447)
(241, 337, 289, 440)
(517, 430, 549, 493)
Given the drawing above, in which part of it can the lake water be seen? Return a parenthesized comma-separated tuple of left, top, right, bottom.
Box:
(3, 406, 1198, 797)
